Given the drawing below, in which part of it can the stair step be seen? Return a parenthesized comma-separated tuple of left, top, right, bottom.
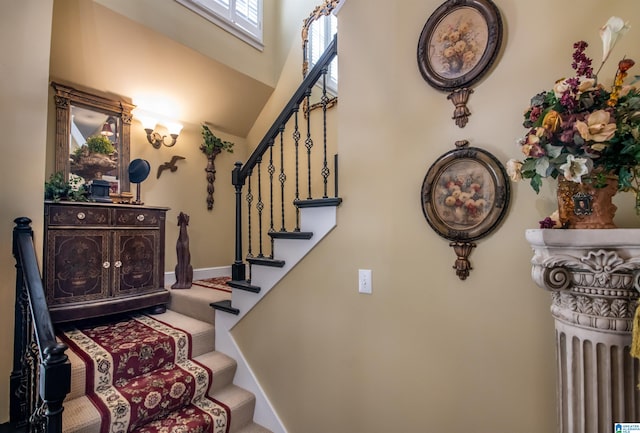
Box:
(168, 283, 231, 325)
(63, 310, 216, 402)
(194, 351, 237, 394)
(268, 231, 313, 240)
(294, 197, 342, 208)
(210, 299, 240, 315)
(60, 310, 262, 433)
(212, 384, 257, 433)
(62, 387, 257, 433)
(227, 279, 261, 293)
(247, 257, 285, 267)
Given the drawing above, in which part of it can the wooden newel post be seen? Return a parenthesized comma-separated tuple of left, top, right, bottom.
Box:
(171, 212, 193, 289)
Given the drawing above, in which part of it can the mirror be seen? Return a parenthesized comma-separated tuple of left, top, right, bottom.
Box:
(52, 82, 135, 194)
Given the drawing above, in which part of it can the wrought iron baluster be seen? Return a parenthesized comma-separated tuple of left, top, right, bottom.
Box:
(256, 157, 264, 258)
(305, 88, 314, 199)
(246, 171, 254, 260)
(321, 67, 330, 198)
(267, 140, 275, 257)
(278, 126, 287, 232)
(293, 106, 301, 231)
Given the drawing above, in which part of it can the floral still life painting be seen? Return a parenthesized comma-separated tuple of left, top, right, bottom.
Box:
(507, 16, 640, 224)
(430, 7, 487, 79)
(433, 161, 494, 230)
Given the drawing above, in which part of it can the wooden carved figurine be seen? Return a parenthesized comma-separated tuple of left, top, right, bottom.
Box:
(171, 212, 193, 289)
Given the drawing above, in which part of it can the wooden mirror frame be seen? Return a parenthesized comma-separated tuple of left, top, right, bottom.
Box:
(52, 82, 135, 193)
(301, 0, 340, 116)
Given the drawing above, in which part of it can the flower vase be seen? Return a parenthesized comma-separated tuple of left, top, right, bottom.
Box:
(556, 174, 618, 229)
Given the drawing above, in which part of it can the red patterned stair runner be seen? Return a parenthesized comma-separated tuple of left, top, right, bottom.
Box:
(191, 276, 232, 293)
(58, 314, 230, 433)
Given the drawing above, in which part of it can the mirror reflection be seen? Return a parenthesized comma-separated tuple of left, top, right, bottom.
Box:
(70, 105, 121, 186)
(52, 82, 134, 194)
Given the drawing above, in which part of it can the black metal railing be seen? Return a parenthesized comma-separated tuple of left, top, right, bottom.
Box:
(231, 35, 339, 282)
(11, 217, 70, 433)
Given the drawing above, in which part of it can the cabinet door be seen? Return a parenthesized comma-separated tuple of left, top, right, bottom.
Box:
(113, 229, 160, 296)
(45, 230, 110, 305)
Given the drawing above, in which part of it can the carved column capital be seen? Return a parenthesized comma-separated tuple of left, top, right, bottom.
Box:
(527, 229, 640, 332)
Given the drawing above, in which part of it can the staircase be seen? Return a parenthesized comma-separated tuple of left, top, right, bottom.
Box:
(56, 199, 339, 433)
(10, 29, 339, 433)
(59, 284, 271, 433)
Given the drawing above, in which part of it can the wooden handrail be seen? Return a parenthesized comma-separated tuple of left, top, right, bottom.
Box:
(231, 35, 338, 282)
(12, 217, 70, 433)
(235, 35, 337, 184)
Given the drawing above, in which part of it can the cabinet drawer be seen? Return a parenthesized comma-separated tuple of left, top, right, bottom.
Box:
(48, 205, 110, 226)
(114, 209, 163, 227)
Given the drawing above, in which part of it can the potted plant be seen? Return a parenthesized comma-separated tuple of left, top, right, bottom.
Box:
(71, 135, 117, 180)
(200, 124, 234, 156)
(44, 172, 90, 202)
(200, 124, 234, 210)
(507, 16, 640, 228)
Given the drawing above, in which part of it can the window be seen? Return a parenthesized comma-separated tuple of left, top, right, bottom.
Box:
(307, 11, 338, 92)
(175, 0, 263, 50)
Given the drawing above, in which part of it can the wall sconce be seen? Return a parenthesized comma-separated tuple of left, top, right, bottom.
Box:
(100, 116, 116, 137)
(135, 110, 183, 149)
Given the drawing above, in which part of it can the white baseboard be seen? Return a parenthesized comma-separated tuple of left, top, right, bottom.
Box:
(164, 265, 231, 287)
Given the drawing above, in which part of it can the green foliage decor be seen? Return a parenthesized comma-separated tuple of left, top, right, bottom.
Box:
(74, 134, 116, 157)
(200, 124, 234, 156)
(44, 172, 91, 202)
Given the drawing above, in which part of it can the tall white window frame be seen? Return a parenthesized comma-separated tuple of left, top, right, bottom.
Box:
(307, 12, 338, 93)
(175, 0, 263, 50)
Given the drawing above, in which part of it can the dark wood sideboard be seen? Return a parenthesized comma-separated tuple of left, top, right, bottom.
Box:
(43, 201, 171, 323)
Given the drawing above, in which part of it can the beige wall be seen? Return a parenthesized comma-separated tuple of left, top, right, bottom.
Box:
(3, 0, 640, 430)
(0, 0, 54, 423)
(232, 1, 640, 432)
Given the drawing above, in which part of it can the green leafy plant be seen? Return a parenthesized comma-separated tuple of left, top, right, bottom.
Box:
(200, 124, 234, 156)
(44, 172, 90, 202)
(74, 134, 116, 157)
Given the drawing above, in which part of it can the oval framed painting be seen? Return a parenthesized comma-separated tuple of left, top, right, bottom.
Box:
(421, 141, 510, 242)
(417, 0, 503, 91)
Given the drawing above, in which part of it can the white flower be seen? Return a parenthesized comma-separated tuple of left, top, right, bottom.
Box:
(559, 154, 589, 183)
(506, 159, 523, 182)
(600, 16, 630, 65)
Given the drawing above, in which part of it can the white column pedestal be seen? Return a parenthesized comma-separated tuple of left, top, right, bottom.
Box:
(527, 229, 640, 432)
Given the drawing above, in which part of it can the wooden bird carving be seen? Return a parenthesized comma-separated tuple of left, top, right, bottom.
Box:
(157, 155, 186, 178)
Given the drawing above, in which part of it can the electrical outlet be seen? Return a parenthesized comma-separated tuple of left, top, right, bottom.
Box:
(359, 269, 372, 294)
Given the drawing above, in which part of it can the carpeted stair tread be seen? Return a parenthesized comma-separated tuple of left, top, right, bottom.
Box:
(151, 309, 216, 357)
(210, 385, 257, 433)
(61, 383, 257, 433)
(59, 308, 270, 433)
(195, 351, 238, 394)
(60, 396, 102, 433)
(63, 310, 215, 402)
(168, 284, 231, 325)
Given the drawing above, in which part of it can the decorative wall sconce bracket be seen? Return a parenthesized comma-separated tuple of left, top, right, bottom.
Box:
(145, 129, 179, 148)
